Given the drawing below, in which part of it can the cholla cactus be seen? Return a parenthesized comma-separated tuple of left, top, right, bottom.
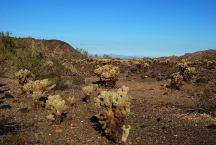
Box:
(82, 85, 94, 102)
(23, 79, 55, 94)
(15, 69, 31, 85)
(32, 91, 44, 101)
(23, 79, 55, 104)
(67, 96, 76, 106)
(169, 72, 183, 89)
(94, 65, 120, 87)
(143, 62, 150, 68)
(46, 95, 68, 124)
(177, 59, 196, 81)
(131, 59, 141, 65)
(95, 86, 131, 143)
(203, 59, 216, 68)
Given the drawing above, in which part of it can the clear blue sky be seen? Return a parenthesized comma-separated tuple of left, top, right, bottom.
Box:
(0, 0, 216, 57)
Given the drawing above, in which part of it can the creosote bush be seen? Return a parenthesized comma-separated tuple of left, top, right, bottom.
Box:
(46, 95, 68, 124)
(62, 61, 78, 75)
(95, 86, 131, 144)
(94, 65, 120, 87)
(197, 83, 216, 114)
(14, 46, 44, 77)
(15, 69, 31, 85)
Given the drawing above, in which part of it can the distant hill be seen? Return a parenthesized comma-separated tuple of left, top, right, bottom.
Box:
(16, 38, 84, 58)
(0, 34, 84, 59)
(182, 49, 216, 61)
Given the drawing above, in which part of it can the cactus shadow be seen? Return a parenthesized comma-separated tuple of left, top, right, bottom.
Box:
(0, 117, 21, 135)
(89, 116, 105, 136)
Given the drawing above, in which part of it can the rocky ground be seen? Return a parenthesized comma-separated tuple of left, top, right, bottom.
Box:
(0, 70, 216, 145)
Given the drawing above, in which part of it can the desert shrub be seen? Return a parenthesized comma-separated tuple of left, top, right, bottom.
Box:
(0, 33, 16, 74)
(14, 47, 44, 77)
(41, 58, 64, 78)
(197, 83, 216, 114)
(95, 86, 131, 144)
(43, 60, 54, 68)
(0, 32, 16, 53)
(15, 69, 32, 85)
(76, 48, 89, 59)
(53, 75, 84, 91)
(177, 59, 196, 81)
(41, 58, 82, 87)
(169, 72, 183, 90)
(61, 61, 78, 75)
(46, 95, 68, 124)
(23, 79, 55, 106)
(94, 65, 120, 87)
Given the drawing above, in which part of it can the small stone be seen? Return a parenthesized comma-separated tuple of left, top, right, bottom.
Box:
(55, 128, 63, 133)
(19, 107, 29, 113)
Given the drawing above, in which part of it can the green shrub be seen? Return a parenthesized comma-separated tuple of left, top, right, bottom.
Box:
(14, 47, 44, 76)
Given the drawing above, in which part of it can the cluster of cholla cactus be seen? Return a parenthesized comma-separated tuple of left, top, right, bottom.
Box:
(203, 59, 216, 68)
(23, 79, 55, 106)
(95, 86, 131, 144)
(15, 69, 32, 85)
(169, 72, 183, 89)
(94, 65, 120, 87)
(177, 59, 196, 81)
(46, 95, 68, 124)
(169, 59, 196, 89)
